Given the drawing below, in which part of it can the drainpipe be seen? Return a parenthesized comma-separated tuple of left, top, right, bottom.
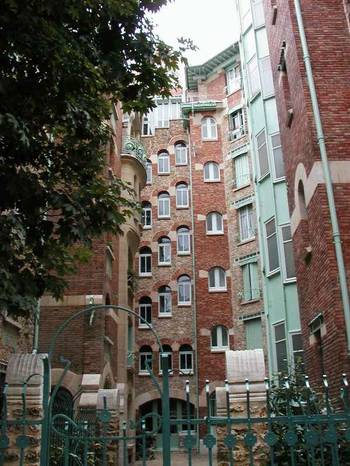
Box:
(294, 0, 350, 352)
(32, 299, 40, 353)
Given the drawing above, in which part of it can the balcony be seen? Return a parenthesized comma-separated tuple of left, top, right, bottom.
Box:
(122, 137, 147, 168)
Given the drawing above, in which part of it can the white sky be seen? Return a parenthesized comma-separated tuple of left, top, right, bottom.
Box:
(151, 0, 240, 66)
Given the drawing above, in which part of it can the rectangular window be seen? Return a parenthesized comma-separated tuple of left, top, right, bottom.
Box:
(176, 186, 189, 208)
(229, 109, 245, 140)
(158, 243, 171, 265)
(146, 162, 152, 184)
(292, 333, 304, 369)
(156, 101, 169, 128)
(274, 322, 287, 373)
(245, 318, 263, 350)
(158, 197, 170, 218)
(139, 254, 152, 276)
(260, 56, 274, 98)
(141, 207, 152, 228)
(271, 133, 285, 179)
(256, 130, 269, 178)
(247, 55, 260, 98)
(252, 0, 265, 28)
(178, 281, 191, 305)
(241, 262, 260, 301)
(239, 204, 255, 241)
(280, 225, 296, 280)
(265, 217, 279, 273)
(180, 352, 193, 374)
(139, 304, 152, 328)
(226, 65, 241, 94)
(241, 0, 252, 31)
(234, 153, 250, 188)
(177, 231, 190, 255)
(159, 294, 172, 315)
(140, 353, 152, 373)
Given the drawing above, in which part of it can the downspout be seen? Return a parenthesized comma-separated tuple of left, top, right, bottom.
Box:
(187, 118, 200, 452)
(32, 299, 40, 353)
(294, 0, 350, 351)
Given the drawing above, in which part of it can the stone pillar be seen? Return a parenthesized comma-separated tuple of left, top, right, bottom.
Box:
(4, 353, 48, 466)
(216, 349, 268, 466)
(97, 389, 120, 465)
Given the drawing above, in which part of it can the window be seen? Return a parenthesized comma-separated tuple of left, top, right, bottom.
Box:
(158, 151, 170, 174)
(139, 297, 152, 328)
(156, 101, 170, 128)
(177, 227, 190, 255)
(158, 192, 170, 218)
(228, 109, 244, 141)
(256, 130, 269, 178)
(241, 0, 252, 31)
(206, 212, 223, 234)
(141, 202, 152, 229)
(201, 117, 217, 140)
(271, 133, 285, 179)
(146, 160, 152, 184)
(245, 318, 263, 350)
(247, 55, 260, 97)
(158, 237, 171, 266)
(280, 225, 296, 280)
(274, 323, 287, 373)
(292, 333, 304, 368)
(208, 267, 227, 291)
(211, 326, 229, 350)
(260, 56, 274, 98)
(239, 204, 255, 241)
(179, 345, 193, 374)
(139, 346, 153, 373)
(142, 114, 154, 136)
(139, 247, 152, 276)
(252, 0, 265, 28)
(159, 286, 172, 315)
(241, 262, 260, 301)
(159, 345, 173, 374)
(175, 142, 187, 165)
(234, 153, 250, 188)
(265, 218, 279, 273)
(176, 183, 189, 208)
(204, 162, 220, 182)
(226, 65, 241, 94)
(177, 275, 191, 305)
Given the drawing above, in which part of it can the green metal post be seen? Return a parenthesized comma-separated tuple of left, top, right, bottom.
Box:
(40, 356, 51, 466)
(161, 354, 171, 466)
(33, 299, 40, 353)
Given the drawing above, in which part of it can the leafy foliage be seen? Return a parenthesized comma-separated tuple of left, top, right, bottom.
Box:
(0, 0, 190, 314)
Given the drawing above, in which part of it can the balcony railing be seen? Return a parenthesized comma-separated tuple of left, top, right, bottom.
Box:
(122, 138, 147, 167)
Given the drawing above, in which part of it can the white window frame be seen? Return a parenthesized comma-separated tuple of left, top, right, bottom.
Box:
(157, 152, 170, 174)
(142, 115, 154, 136)
(158, 237, 171, 266)
(139, 300, 152, 328)
(270, 132, 285, 181)
(206, 212, 224, 235)
(139, 349, 153, 374)
(280, 224, 296, 282)
(158, 287, 172, 316)
(226, 65, 241, 94)
(139, 249, 152, 277)
(234, 153, 250, 188)
(247, 54, 260, 98)
(265, 217, 280, 275)
(158, 193, 170, 219)
(175, 143, 188, 166)
(274, 321, 287, 373)
(238, 204, 255, 242)
(208, 267, 227, 292)
(176, 183, 189, 208)
(146, 160, 152, 184)
(228, 109, 245, 141)
(177, 276, 191, 306)
(177, 227, 191, 255)
(179, 347, 193, 374)
(211, 325, 229, 351)
(141, 203, 152, 229)
(201, 117, 217, 140)
(203, 162, 220, 182)
(256, 129, 269, 179)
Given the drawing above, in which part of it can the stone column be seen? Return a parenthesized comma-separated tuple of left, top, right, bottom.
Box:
(3, 353, 48, 466)
(216, 349, 268, 466)
(96, 389, 120, 466)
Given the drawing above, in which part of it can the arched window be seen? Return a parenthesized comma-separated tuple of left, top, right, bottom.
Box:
(206, 212, 223, 234)
(211, 326, 229, 350)
(179, 344, 193, 374)
(204, 162, 220, 182)
(208, 267, 226, 291)
(146, 159, 152, 184)
(175, 142, 187, 165)
(177, 227, 190, 255)
(139, 247, 152, 277)
(159, 344, 173, 374)
(176, 183, 189, 208)
(158, 151, 170, 174)
(177, 275, 191, 305)
(158, 286, 172, 315)
(141, 201, 152, 229)
(139, 345, 153, 373)
(158, 192, 170, 218)
(158, 237, 171, 265)
(201, 116, 217, 140)
(139, 297, 152, 328)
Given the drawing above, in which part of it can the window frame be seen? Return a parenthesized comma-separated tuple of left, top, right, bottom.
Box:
(139, 248, 152, 277)
(176, 183, 189, 209)
(274, 321, 287, 373)
(265, 217, 280, 275)
(179, 345, 193, 374)
(157, 151, 170, 175)
(158, 286, 172, 316)
(238, 204, 255, 242)
(201, 117, 218, 140)
(280, 224, 296, 282)
(177, 275, 192, 306)
(228, 109, 245, 141)
(203, 162, 220, 182)
(208, 267, 227, 292)
(241, 262, 260, 302)
(159, 346, 173, 375)
(177, 227, 191, 255)
(211, 325, 229, 351)
(139, 347, 153, 374)
(158, 193, 170, 219)
(256, 129, 269, 179)
(175, 143, 188, 166)
(270, 132, 285, 181)
(234, 153, 250, 188)
(158, 237, 171, 266)
(226, 65, 241, 94)
(206, 212, 224, 235)
(141, 202, 152, 229)
(138, 298, 152, 329)
(146, 160, 152, 184)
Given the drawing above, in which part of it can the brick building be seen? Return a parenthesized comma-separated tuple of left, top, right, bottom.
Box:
(260, 0, 350, 389)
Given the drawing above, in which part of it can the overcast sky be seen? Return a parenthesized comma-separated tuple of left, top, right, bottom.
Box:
(150, 0, 239, 66)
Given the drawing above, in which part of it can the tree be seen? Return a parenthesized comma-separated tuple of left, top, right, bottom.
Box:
(0, 0, 189, 314)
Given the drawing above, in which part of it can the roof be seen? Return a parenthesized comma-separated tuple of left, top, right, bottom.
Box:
(185, 43, 239, 90)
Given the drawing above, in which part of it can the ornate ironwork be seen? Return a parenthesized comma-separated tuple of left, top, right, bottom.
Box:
(122, 137, 147, 166)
